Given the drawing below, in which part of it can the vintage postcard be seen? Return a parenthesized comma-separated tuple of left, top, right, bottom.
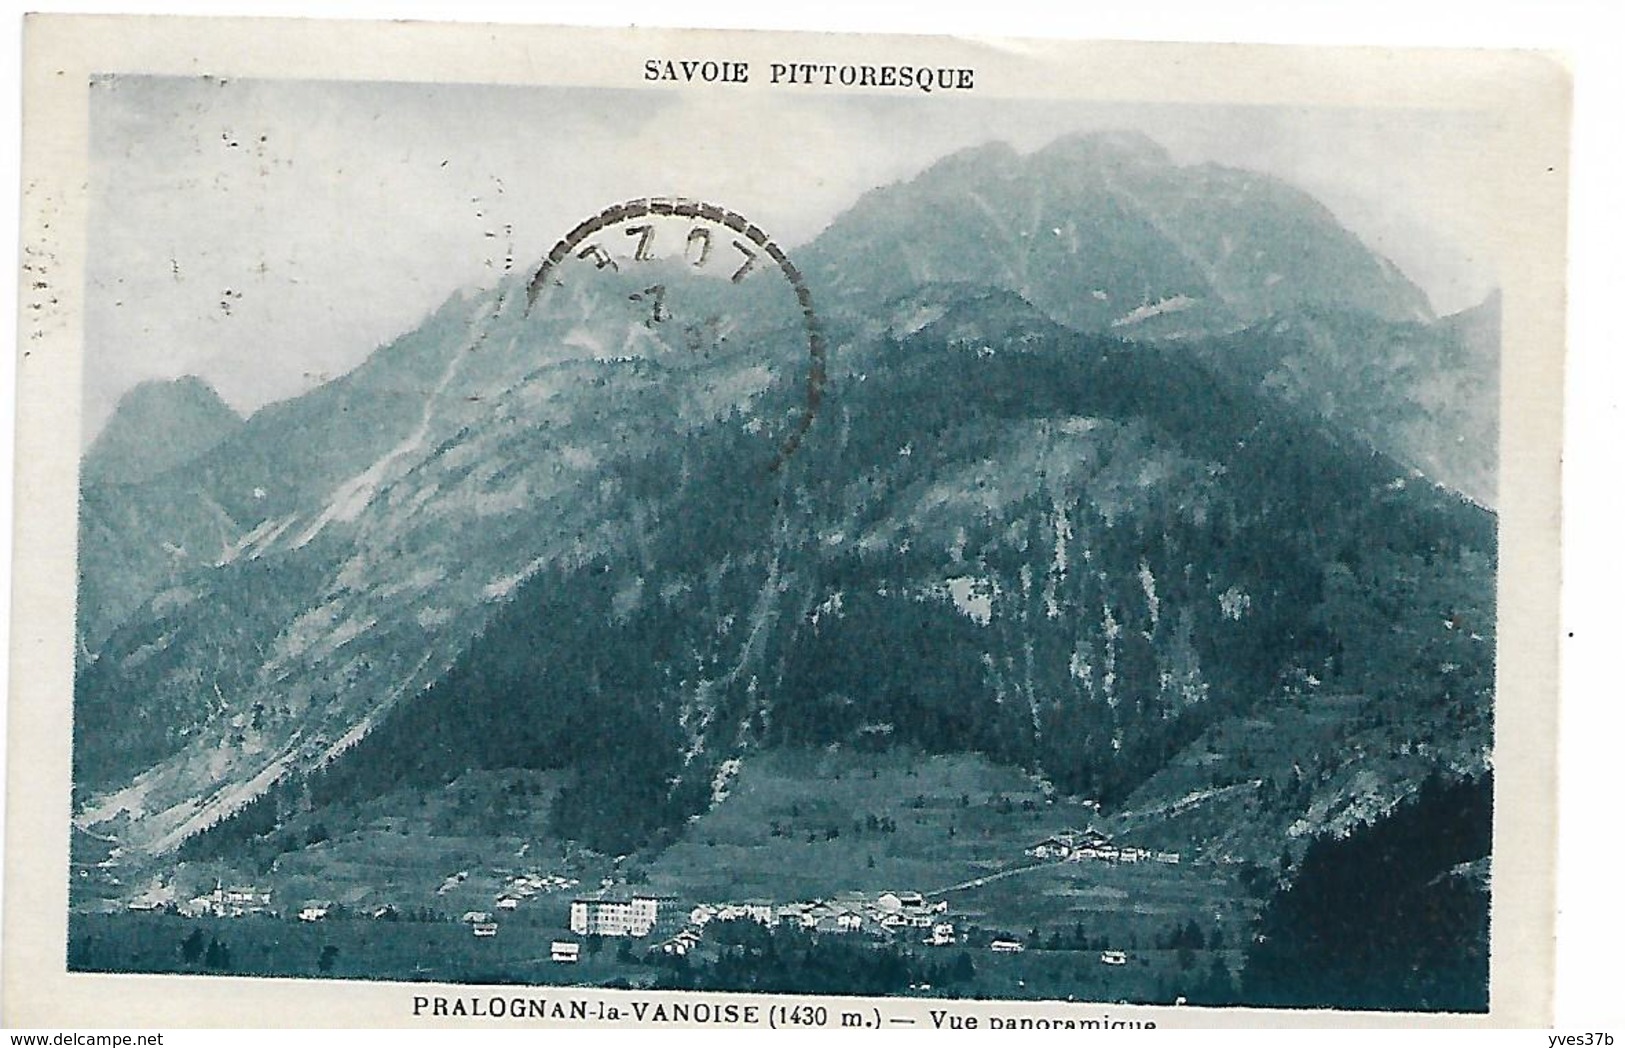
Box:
(5, 14, 1568, 1029)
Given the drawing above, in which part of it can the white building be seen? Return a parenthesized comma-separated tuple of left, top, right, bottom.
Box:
(220, 885, 271, 912)
(652, 928, 703, 956)
(188, 881, 273, 918)
(714, 901, 774, 924)
(876, 891, 939, 928)
(876, 891, 922, 914)
(1027, 839, 1068, 860)
(1026, 829, 1113, 861)
(570, 896, 662, 937)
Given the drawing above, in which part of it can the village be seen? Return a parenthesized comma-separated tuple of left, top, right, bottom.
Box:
(113, 824, 1172, 973)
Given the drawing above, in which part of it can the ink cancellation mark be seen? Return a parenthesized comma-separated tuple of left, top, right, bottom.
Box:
(525, 197, 826, 471)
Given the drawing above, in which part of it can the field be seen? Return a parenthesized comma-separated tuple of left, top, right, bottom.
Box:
(68, 910, 663, 987)
(638, 748, 1088, 900)
(641, 747, 1253, 1002)
(69, 905, 1240, 1006)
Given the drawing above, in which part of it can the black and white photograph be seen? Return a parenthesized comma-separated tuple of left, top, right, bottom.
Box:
(2, 13, 1574, 1030)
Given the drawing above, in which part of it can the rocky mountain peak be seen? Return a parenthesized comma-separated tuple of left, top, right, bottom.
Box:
(801, 130, 1434, 332)
(82, 375, 243, 487)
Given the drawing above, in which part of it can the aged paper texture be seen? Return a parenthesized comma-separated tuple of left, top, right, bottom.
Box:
(5, 13, 1568, 1028)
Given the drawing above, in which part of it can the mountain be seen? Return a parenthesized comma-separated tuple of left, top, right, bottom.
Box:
(82, 376, 243, 487)
(270, 286, 1490, 860)
(800, 131, 1435, 334)
(71, 133, 1495, 897)
(72, 301, 495, 661)
(1189, 295, 1500, 506)
(76, 377, 245, 657)
(802, 132, 1495, 505)
(73, 132, 1493, 666)
(72, 265, 817, 836)
(74, 278, 1493, 869)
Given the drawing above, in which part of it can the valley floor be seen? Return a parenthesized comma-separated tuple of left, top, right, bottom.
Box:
(69, 748, 1260, 1004)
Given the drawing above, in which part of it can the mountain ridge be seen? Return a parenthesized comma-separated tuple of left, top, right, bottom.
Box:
(82, 375, 243, 486)
(800, 130, 1436, 332)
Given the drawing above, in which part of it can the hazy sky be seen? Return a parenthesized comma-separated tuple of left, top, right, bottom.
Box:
(85, 76, 1503, 443)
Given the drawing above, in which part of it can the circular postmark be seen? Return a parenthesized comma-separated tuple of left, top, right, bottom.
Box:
(524, 197, 825, 472)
